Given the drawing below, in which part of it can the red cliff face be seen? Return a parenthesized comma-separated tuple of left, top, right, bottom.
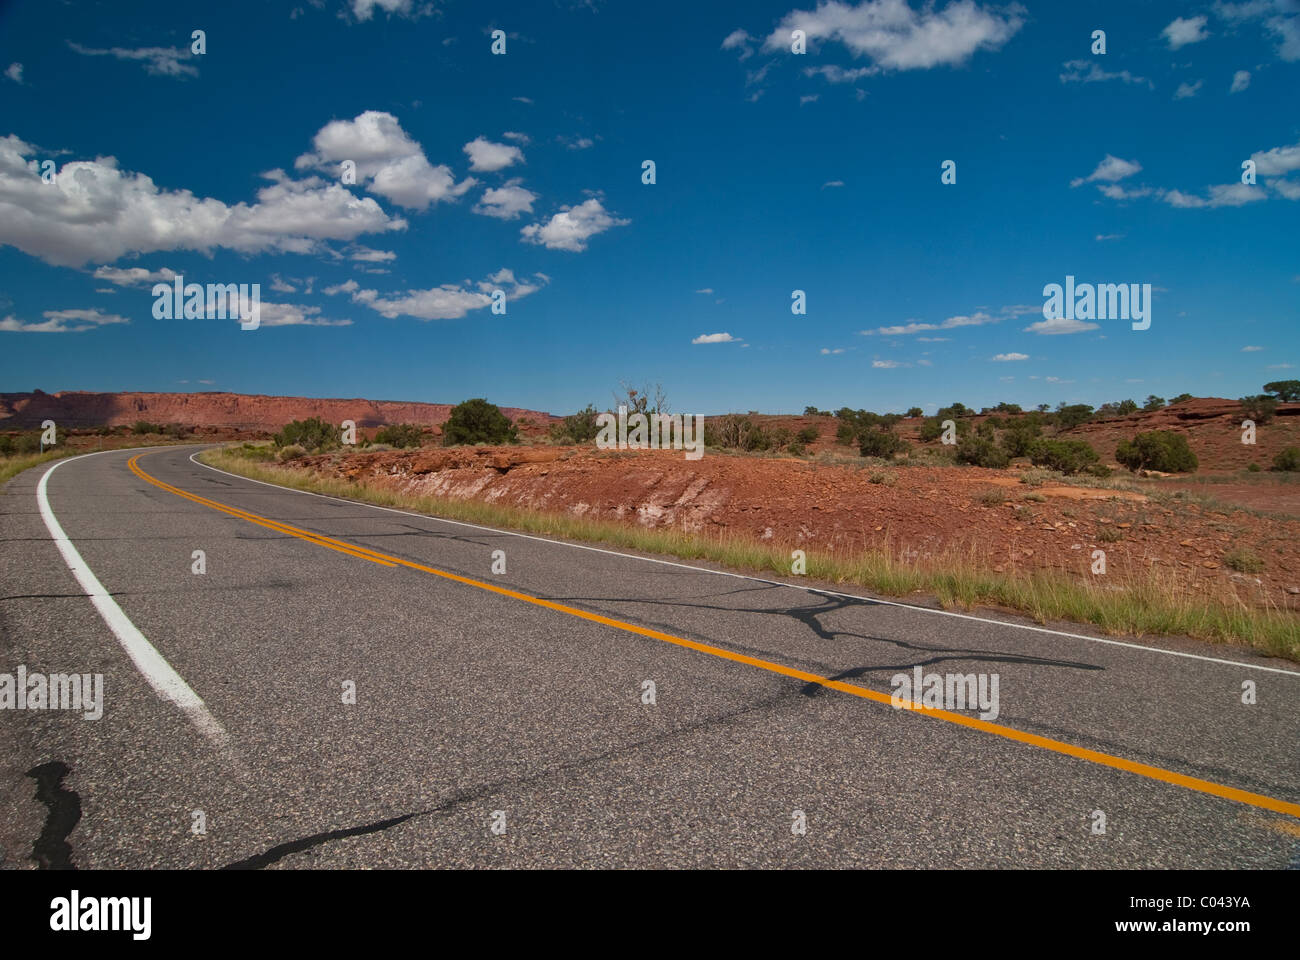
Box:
(0, 390, 558, 433)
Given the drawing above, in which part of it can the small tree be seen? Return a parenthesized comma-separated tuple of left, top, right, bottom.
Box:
(549, 405, 602, 444)
(1115, 431, 1198, 473)
(1170, 393, 1194, 404)
(1239, 395, 1279, 425)
(906, 406, 924, 418)
(274, 417, 339, 452)
(1116, 399, 1138, 415)
(374, 423, 425, 448)
(1054, 404, 1095, 430)
(1263, 380, 1300, 402)
(955, 436, 1010, 469)
(1143, 395, 1166, 412)
(1028, 438, 1100, 475)
(857, 428, 907, 458)
(442, 399, 518, 446)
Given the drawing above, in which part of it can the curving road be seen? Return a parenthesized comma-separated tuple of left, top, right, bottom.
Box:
(1, 445, 1298, 869)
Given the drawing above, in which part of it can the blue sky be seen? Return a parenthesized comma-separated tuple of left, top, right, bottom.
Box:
(0, 0, 1296, 416)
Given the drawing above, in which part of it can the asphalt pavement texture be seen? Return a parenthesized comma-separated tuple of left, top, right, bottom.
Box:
(1, 445, 1297, 868)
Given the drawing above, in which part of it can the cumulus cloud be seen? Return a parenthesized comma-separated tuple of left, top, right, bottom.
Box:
(332, 270, 546, 321)
(722, 28, 756, 59)
(1022, 315, 1100, 335)
(5, 63, 22, 84)
(1173, 79, 1204, 99)
(1162, 15, 1210, 48)
(295, 111, 475, 211)
(0, 308, 129, 333)
(1071, 155, 1141, 188)
(350, 0, 432, 21)
(473, 179, 537, 220)
(349, 246, 396, 262)
(0, 135, 406, 267)
(463, 136, 525, 172)
(92, 265, 177, 287)
(991, 352, 1028, 361)
(1230, 69, 1252, 92)
(67, 42, 197, 77)
(520, 197, 628, 252)
(1161, 182, 1267, 207)
(1250, 140, 1300, 176)
(1214, 1, 1300, 61)
(692, 332, 739, 344)
(860, 310, 997, 336)
(760, 0, 1025, 70)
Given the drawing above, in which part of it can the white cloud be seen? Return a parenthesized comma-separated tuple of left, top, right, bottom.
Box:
(0, 308, 129, 333)
(92, 265, 176, 287)
(916, 336, 949, 342)
(1267, 363, 1295, 369)
(872, 359, 909, 368)
(336, 271, 546, 321)
(695, 288, 715, 294)
(1163, 15, 1210, 48)
(351, 0, 429, 21)
(822, 179, 845, 188)
(253, 302, 352, 327)
(463, 136, 525, 172)
(800, 94, 820, 104)
(1270, 178, 1300, 200)
(0, 135, 406, 267)
(693, 332, 740, 344)
(1250, 140, 1300, 176)
(722, 28, 756, 60)
(270, 274, 297, 293)
(349, 246, 396, 262)
(991, 352, 1028, 361)
(820, 347, 845, 354)
(1071, 155, 1141, 188)
(1242, 345, 1264, 351)
(5, 63, 22, 84)
(295, 111, 475, 210)
(804, 64, 876, 83)
(520, 197, 628, 252)
(861, 310, 997, 336)
(1161, 182, 1266, 207)
(1230, 69, 1252, 92)
(502, 131, 531, 144)
(1173, 79, 1203, 99)
(761, 0, 1025, 70)
(67, 42, 197, 78)
(1095, 233, 1124, 241)
(1213, 1, 1300, 61)
(559, 136, 595, 151)
(474, 178, 537, 220)
(1022, 315, 1100, 335)
(1059, 60, 1152, 87)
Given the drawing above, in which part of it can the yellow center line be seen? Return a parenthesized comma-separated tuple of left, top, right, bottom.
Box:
(132, 451, 1300, 820)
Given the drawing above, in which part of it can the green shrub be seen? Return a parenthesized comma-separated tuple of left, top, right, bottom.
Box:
(955, 436, 1010, 469)
(857, 428, 907, 458)
(786, 441, 806, 456)
(707, 414, 772, 451)
(1247, 461, 1262, 473)
(277, 444, 307, 462)
(1170, 393, 1194, 404)
(274, 416, 340, 452)
(1054, 404, 1095, 430)
(1263, 379, 1300, 402)
(1272, 447, 1300, 472)
(374, 423, 425, 449)
(1115, 431, 1198, 473)
(1028, 438, 1100, 475)
(796, 426, 818, 444)
(1225, 549, 1264, 574)
(1143, 395, 1166, 412)
(132, 420, 161, 435)
(906, 407, 924, 418)
(549, 404, 602, 444)
(442, 399, 518, 446)
(1000, 420, 1043, 457)
(1239, 395, 1279, 425)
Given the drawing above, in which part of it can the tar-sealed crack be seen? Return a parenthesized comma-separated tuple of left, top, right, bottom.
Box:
(27, 761, 81, 870)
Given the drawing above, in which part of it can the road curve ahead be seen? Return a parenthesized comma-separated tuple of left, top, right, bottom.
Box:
(2, 445, 1298, 869)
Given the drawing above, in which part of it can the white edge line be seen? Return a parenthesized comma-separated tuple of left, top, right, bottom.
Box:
(36, 452, 230, 747)
(187, 449, 1300, 679)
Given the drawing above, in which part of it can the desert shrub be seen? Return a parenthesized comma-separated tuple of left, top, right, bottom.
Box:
(976, 420, 996, 439)
(1143, 395, 1166, 412)
(14, 433, 40, 453)
(1116, 399, 1139, 415)
(770, 427, 793, 449)
(1054, 404, 1095, 430)
(1085, 463, 1113, 478)
(978, 488, 1006, 506)
(1115, 431, 1198, 473)
(935, 402, 973, 420)
(1028, 438, 1100, 475)
(277, 444, 307, 462)
(1023, 492, 1047, 503)
(796, 426, 819, 444)
(857, 428, 907, 459)
(786, 441, 806, 456)
(1000, 420, 1043, 457)
(374, 423, 425, 448)
(906, 406, 924, 418)
(1272, 447, 1300, 472)
(1170, 393, 1193, 404)
(549, 404, 602, 444)
(803, 406, 831, 416)
(1225, 549, 1264, 574)
(1097, 525, 1123, 543)
(955, 436, 1010, 469)
(132, 420, 161, 435)
(917, 417, 944, 442)
(442, 399, 518, 446)
(274, 416, 340, 452)
(162, 423, 189, 439)
(1240, 395, 1279, 424)
(707, 414, 773, 451)
(1247, 461, 1262, 473)
(237, 442, 276, 462)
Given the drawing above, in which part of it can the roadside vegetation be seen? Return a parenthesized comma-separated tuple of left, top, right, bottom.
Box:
(201, 444, 1299, 660)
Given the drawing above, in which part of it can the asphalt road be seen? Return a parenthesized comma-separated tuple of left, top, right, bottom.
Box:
(1, 445, 1297, 868)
